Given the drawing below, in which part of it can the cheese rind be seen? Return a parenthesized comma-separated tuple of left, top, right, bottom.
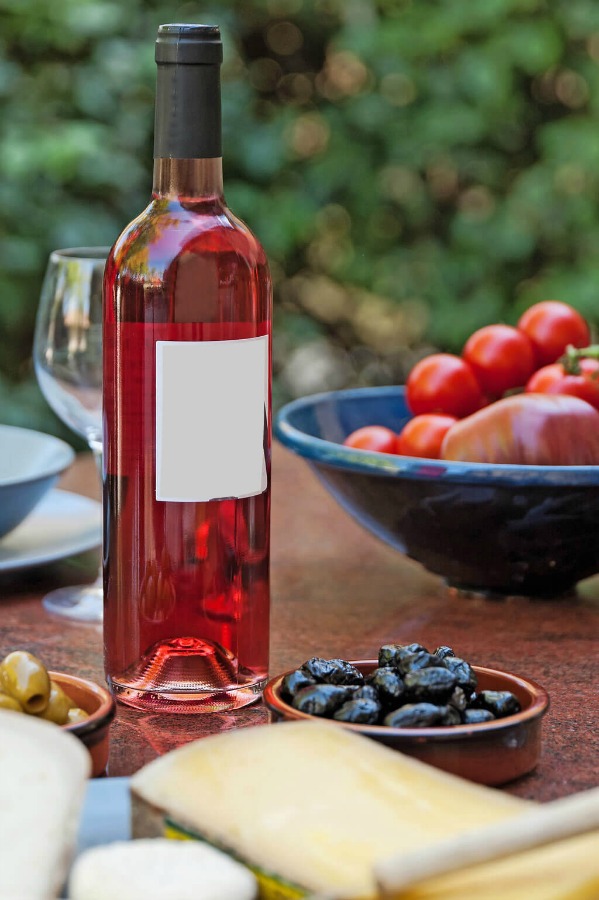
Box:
(131, 721, 528, 898)
(0, 710, 90, 900)
(163, 821, 306, 899)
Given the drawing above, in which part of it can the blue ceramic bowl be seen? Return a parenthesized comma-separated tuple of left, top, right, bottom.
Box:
(0, 425, 74, 539)
(275, 386, 599, 597)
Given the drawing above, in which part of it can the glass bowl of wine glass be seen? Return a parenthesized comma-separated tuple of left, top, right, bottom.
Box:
(33, 247, 108, 622)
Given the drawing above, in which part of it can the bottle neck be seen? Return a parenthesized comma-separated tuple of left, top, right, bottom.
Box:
(152, 158, 224, 199)
(153, 55, 222, 175)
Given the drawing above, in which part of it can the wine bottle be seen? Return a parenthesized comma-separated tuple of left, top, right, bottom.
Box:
(103, 24, 271, 713)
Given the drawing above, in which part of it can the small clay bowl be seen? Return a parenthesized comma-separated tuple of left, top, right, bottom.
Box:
(50, 672, 116, 778)
(263, 661, 550, 786)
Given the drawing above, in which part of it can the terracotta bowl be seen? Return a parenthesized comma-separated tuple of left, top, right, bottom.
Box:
(50, 672, 116, 778)
(263, 661, 550, 786)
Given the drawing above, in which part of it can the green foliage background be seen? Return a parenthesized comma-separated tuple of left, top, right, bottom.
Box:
(1, 0, 599, 442)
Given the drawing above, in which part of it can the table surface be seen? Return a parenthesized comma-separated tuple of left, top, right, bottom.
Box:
(0, 443, 597, 802)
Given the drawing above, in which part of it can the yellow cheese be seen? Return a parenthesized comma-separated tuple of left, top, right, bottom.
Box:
(395, 833, 599, 899)
(131, 722, 599, 899)
(131, 721, 528, 898)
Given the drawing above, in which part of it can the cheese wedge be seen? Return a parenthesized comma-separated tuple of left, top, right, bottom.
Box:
(68, 838, 258, 900)
(131, 721, 530, 898)
(0, 709, 90, 900)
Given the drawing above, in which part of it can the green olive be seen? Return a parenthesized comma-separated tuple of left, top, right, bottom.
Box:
(0, 650, 51, 714)
(0, 691, 23, 712)
(66, 707, 89, 725)
(36, 680, 76, 725)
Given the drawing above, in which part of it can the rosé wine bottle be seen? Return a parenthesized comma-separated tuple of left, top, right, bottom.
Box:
(103, 24, 271, 712)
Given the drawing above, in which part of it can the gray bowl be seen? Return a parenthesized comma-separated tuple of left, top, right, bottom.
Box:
(0, 426, 75, 539)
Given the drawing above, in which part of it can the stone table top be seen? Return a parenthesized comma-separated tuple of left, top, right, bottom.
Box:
(0, 442, 597, 801)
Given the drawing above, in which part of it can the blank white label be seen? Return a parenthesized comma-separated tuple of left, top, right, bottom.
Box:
(156, 336, 268, 502)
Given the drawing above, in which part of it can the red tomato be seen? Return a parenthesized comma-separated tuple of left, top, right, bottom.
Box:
(343, 425, 398, 454)
(396, 414, 457, 459)
(441, 393, 599, 465)
(406, 354, 487, 418)
(462, 324, 535, 397)
(517, 301, 590, 367)
(525, 358, 599, 411)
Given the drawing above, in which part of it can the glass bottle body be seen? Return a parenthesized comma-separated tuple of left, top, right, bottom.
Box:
(103, 160, 271, 712)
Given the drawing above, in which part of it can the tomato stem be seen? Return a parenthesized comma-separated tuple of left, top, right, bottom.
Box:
(560, 344, 599, 375)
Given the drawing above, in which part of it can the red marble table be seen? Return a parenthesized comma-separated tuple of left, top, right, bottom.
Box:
(0, 444, 597, 801)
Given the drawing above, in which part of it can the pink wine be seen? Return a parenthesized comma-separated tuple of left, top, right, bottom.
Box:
(102, 25, 271, 712)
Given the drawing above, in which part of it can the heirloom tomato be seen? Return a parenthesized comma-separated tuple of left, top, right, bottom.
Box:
(396, 414, 457, 459)
(462, 324, 535, 397)
(343, 425, 398, 454)
(441, 393, 599, 465)
(517, 301, 590, 367)
(406, 354, 487, 418)
(525, 358, 599, 412)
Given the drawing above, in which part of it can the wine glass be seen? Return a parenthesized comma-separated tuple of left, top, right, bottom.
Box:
(33, 247, 108, 622)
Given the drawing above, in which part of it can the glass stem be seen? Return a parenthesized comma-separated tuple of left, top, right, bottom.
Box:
(91, 443, 103, 482)
(89, 440, 103, 587)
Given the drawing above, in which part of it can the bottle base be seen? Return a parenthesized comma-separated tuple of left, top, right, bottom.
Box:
(108, 679, 265, 713)
(106, 635, 267, 713)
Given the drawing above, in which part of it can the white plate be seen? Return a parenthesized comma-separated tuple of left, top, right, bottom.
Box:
(0, 489, 102, 572)
(76, 777, 131, 854)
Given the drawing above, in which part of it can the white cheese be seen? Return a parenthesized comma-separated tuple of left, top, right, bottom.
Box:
(0, 710, 90, 900)
(68, 839, 258, 900)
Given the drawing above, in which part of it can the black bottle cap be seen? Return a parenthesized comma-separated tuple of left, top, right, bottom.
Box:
(155, 24, 223, 65)
(154, 23, 222, 159)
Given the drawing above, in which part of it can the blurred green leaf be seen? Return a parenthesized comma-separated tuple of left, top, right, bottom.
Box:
(2, 0, 599, 422)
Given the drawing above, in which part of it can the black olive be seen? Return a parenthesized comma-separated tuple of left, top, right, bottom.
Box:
(404, 667, 457, 701)
(384, 703, 447, 728)
(299, 657, 341, 682)
(378, 644, 406, 668)
(366, 668, 405, 705)
(333, 698, 382, 724)
(448, 686, 468, 712)
(462, 708, 496, 724)
(378, 643, 426, 668)
(353, 684, 380, 703)
(440, 705, 462, 726)
(281, 669, 317, 700)
(397, 651, 446, 675)
(292, 646, 522, 731)
(291, 684, 354, 716)
(404, 642, 429, 654)
(380, 642, 432, 666)
(442, 657, 478, 695)
(474, 690, 521, 718)
(325, 659, 364, 686)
